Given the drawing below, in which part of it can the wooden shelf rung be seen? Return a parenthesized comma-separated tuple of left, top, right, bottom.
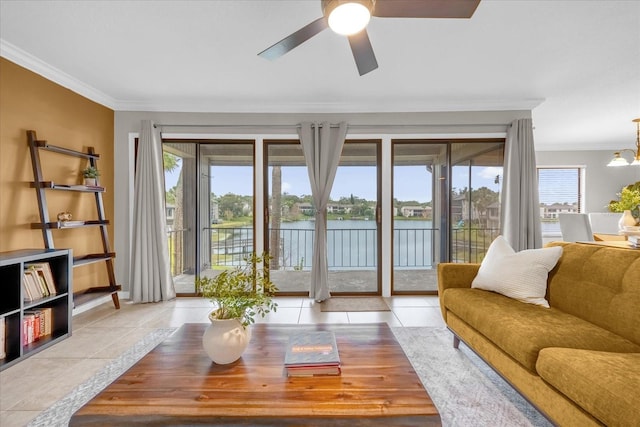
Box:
(73, 253, 116, 267)
(35, 140, 100, 160)
(30, 182, 106, 193)
(31, 220, 110, 230)
(73, 285, 122, 308)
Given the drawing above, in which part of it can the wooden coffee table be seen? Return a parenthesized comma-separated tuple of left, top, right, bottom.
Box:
(70, 323, 441, 426)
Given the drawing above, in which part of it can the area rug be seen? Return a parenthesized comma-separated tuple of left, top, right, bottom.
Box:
(391, 327, 552, 427)
(320, 296, 390, 312)
(26, 328, 177, 427)
(28, 325, 551, 427)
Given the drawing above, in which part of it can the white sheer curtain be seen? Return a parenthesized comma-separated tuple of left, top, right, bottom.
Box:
(501, 118, 543, 250)
(299, 122, 348, 302)
(130, 120, 176, 303)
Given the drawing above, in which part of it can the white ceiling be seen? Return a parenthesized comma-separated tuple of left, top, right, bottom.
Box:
(1, 0, 639, 151)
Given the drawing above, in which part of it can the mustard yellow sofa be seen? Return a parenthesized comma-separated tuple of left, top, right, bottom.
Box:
(437, 242, 640, 427)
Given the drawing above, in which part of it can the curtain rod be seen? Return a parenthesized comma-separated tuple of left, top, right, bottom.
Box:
(154, 123, 511, 129)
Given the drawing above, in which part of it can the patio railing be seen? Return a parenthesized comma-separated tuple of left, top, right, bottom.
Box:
(167, 226, 498, 276)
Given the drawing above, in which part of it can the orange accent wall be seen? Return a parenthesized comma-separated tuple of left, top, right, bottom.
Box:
(0, 57, 115, 293)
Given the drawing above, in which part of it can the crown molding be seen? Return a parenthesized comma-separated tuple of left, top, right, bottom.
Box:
(1, 38, 542, 114)
(0, 39, 117, 110)
(115, 98, 544, 114)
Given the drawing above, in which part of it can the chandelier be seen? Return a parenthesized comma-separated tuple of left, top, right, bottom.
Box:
(607, 118, 640, 166)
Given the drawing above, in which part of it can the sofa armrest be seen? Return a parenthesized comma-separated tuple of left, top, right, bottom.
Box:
(437, 263, 480, 320)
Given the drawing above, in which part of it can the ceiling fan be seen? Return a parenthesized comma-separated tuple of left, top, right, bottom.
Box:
(258, 0, 481, 76)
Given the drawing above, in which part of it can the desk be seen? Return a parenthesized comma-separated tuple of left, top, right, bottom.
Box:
(70, 323, 441, 426)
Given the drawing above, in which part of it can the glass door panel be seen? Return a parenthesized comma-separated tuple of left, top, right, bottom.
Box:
(202, 143, 255, 274)
(162, 140, 254, 294)
(163, 142, 197, 294)
(265, 141, 312, 294)
(392, 142, 446, 293)
(450, 141, 504, 262)
(328, 141, 380, 294)
(266, 140, 381, 295)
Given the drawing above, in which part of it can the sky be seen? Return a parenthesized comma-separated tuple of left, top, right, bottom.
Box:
(165, 164, 507, 203)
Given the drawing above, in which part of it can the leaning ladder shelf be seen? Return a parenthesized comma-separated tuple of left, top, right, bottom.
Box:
(27, 130, 121, 310)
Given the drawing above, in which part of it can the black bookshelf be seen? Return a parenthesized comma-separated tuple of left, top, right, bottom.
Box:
(0, 249, 72, 371)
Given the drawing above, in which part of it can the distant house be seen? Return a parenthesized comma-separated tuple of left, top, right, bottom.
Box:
(401, 205, 432, 218)
(451, 194, 465, 223)
(211, 200, 219, 224)
(541, 203, 578, 219)
(296, 202, 315, 215)
(486, 202, 500, 229)
(166, 204, 175, 227)
(327, 203, 352, 214)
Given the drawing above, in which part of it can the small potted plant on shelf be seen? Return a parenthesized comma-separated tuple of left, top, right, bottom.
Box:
(195, 252, 278, 364)
(608, 181, 640, 228)
(82, 166, 100, 186)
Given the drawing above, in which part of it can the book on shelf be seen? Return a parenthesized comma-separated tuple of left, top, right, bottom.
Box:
(22, 309, 52, 346)
(28, 308, 52, 337)
(23, 313, 37, 345)
(26, 266, 49, 297)
(284, 331, 341, 377)
(25, 263, 57, 296)
(0, 317, 6, 359)
(23, 270, 42, 301)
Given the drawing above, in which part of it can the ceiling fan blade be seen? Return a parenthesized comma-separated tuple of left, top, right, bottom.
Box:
(348, 29, 378, 76)
(373, 0, 481, 19)
(258, 17, 328, 60)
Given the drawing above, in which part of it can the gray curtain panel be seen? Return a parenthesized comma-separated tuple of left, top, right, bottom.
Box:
(130, 120, 176, 303)
(501, 118, 543, 250)
(299, 122, 348, 302)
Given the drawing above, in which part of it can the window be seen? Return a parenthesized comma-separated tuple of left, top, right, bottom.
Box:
(538, 167, 583, 235)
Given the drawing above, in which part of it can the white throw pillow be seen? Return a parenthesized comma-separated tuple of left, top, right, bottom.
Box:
(471, 236, 563, 308)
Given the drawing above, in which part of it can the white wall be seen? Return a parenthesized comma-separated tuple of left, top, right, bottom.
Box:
(114, 110, 531, 292)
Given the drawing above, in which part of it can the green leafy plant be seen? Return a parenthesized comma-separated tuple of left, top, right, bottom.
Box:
(608, 181, 640, 218)
(82, 166, 100, 179)
(196, 252, 278, 327)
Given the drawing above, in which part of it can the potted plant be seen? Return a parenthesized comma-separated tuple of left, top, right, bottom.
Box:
(82, 166, 100, 186)
(195, 252, 278, 364)
(608, 181, 640, 227)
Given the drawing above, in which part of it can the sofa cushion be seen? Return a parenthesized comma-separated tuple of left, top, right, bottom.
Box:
(443, 288, 640, 372)
(545, 242, 640, 346)
(471, 236, 562, 307)
(537, 348, 640, 427)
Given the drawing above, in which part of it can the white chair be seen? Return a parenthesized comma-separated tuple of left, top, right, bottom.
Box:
(558, 213, 594, 242)
(588, 212, 621, 234)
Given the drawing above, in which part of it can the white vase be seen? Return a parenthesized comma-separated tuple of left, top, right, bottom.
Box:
(84, 178, 96, 186)
(202, 315, 251, 364)
(618, 210, 637, 230)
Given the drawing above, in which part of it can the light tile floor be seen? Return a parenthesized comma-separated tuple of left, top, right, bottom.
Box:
(0, 295, 444, 427)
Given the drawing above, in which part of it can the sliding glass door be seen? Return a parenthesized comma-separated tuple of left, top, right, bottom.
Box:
(329, 141, 381, 294)
(265, 140, 381, 295)
(265, 140, 311, 294)
(450, 141, 504, 262)
(392, 141, 446, 293)
(163, 136, 503, 296)
(163, 140, 255, 294)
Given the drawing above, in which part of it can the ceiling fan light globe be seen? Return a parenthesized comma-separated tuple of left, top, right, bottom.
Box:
(328, 3, 371, 35)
